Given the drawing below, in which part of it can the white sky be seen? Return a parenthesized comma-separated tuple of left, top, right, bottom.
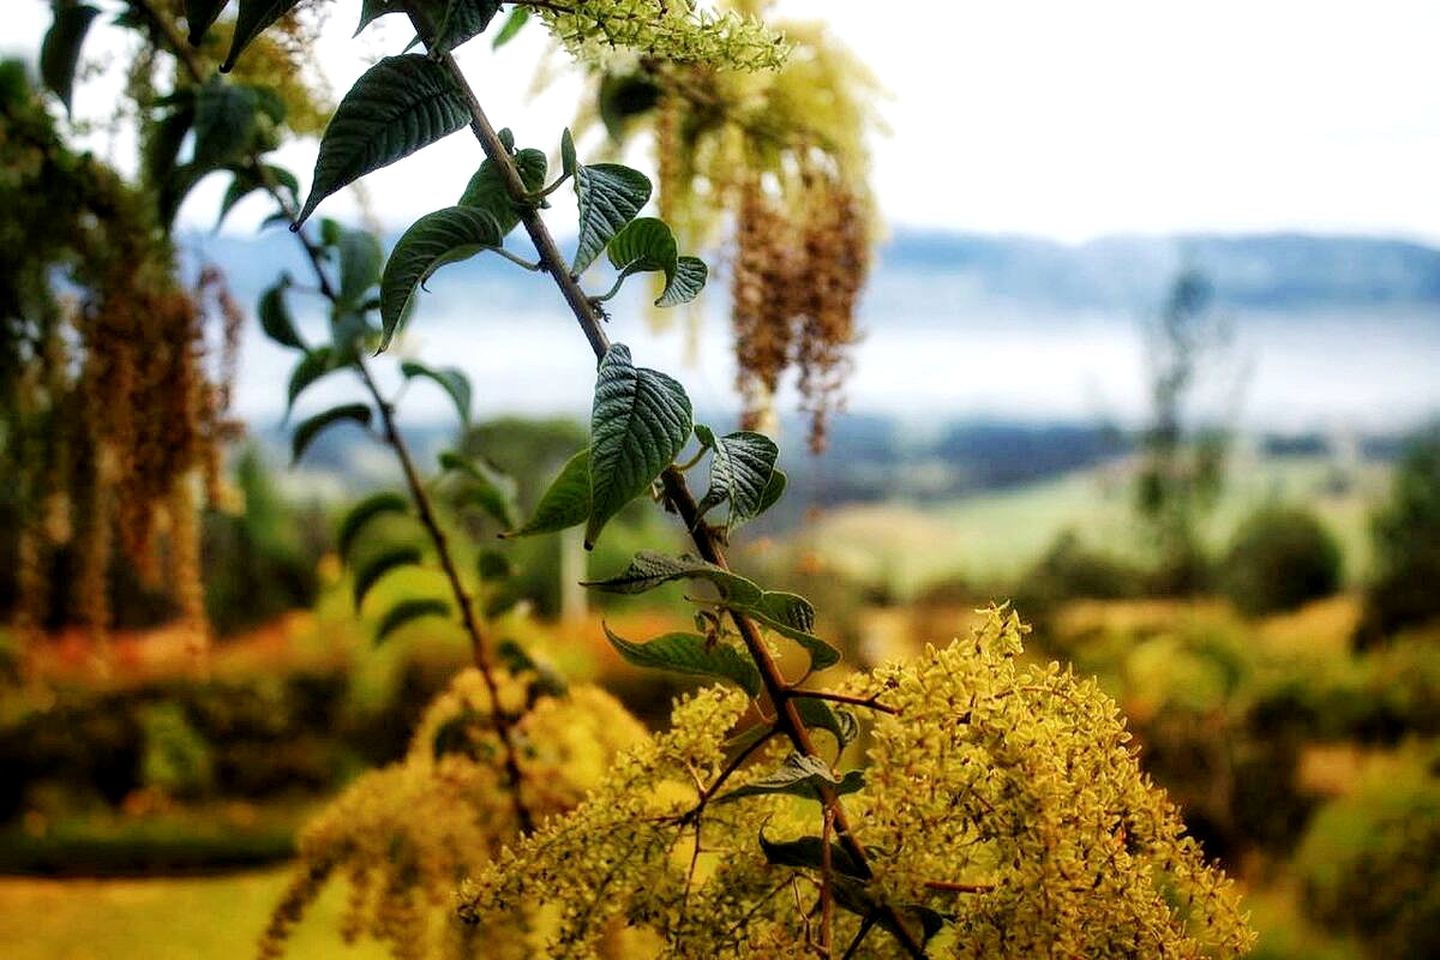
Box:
(8, 0, 1440, 244)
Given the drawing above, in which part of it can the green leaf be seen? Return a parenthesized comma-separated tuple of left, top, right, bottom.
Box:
(602, 624, 760, 698)
(491, 5, 529, 48)
(291, 403, 372, 464)
(715, 752, 863, 804)
(337, 491, 411, 559)
(185, 0, 231, 45)
(258, 275, 304, 349)
(758, 830, 870, 881)
(582, 550, 839, 669)
(571, 164, 652, 274)
(430, 0, 503, 56)
(145, 95, 195, 192)
(656, 256, 708, 307)
(476, 549, 512, 582)
(329, 308, 376, 365)
(582, 551, 760, 604)
(374, 598, 451, 645)
(792, 698, 860, 750)
(193, 79, 259, 169)
(218, 164, 298, 229)
(695, 426, 779, 531)
(352, 544, 423, 609)
(559, 128, 577, 179)
(354, 0, 398, 36)
(223, 0, 304, 73)
(337, 227, 384, 309)
(586, 344, 692, 548)
(748, 591, 840, 671)
(294, 55, 469, 225)
(502, 449, 589, 539)
(41, 3, 100, 115)
(755, 467, 787, 518)
(379, 205, 502, 350)
(286, 348, 337, 419)
(606, 217, 678, 283)
(457, 149, 547, 236)
(400, 360, 471, 425)
(439, 451, 518, 529)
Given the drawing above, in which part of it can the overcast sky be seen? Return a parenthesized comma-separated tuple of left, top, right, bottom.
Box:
(10, 0, 1440, 244)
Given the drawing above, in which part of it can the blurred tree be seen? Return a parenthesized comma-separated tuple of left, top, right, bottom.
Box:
(1135, 267, 1232, 593)
(1356, 422, 1440, 646)
(1221, 505, 1342, 617)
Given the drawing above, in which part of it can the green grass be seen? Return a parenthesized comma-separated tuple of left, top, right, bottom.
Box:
(794, 456, 1389, 599)
(0, 866, 390, 960)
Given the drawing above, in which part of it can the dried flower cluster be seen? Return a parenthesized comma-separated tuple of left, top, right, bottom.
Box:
(535, 0, 788, 72)
(2, 68, 237, 656)
(259, 667, 646, 960)
(455, 608, 1253, 957)
(731, 169, 868, 450)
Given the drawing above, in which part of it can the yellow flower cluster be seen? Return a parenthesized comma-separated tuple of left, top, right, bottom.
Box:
(258, 668, 646, 960)
(851, 607, 1255, 958)
(536, 0, 788, 72)
(456, 609, 1254, 958)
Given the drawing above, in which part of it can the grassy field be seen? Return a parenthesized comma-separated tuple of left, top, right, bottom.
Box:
(0, 867, 389, 960)
(791, 455, 1389, 598)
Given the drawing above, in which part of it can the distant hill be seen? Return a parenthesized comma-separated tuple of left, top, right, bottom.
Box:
(189, 226, 1440, 316)
(878, 231, 1440, 310)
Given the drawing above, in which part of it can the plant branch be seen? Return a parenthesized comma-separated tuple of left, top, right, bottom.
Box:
(924, 879, 997, 894)
(128, 0, 207, 83)
(787, 688, 900, 715)
(354, 353, 534, 834)
(406, 8, 924, 955)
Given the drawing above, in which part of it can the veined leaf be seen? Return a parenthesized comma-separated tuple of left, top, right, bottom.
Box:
(694, 426, 779, 531)
(223, 0, 304, 72)
(582, 551, 761, 606)
(758, 830, 871, 881)
(258, 275, 304, 350)
(586, 344, 692, 548)
(430, 0, 503, 55)
(491, 4, 528, 47)
(337, 491, 411, 559)
(185, 0, 231, 45)
(602, 624, 760, 698)
(715, 753, 863, 804)
(374, 598, 451, 645)
(571, 163, 652, 274)
(286, 348, 336, 419)
(579, 550, 839, 668)
(295, 55, 469, 225)
(457, 148, 547, 236)
(793, 698, 860, 750)
(606, 217, 678, 283)
(292, 403, 372, 464)
(502, 449, 589, 539)
(400, 360, 471, 425)
(439, 451, 518, 529)
(41, 3, 100, 114)
(379, 205, 502, 350)
(337, 227, 384, 309)
(756, 467, 787, 517)
(353, 544, 423, 609)
(193, 79, 259, 169)
(656, 255, 708, 307)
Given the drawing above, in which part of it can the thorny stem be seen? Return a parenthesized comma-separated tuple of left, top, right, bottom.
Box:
(131, 0, 536, 836)
(399, 12, 925, 953)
